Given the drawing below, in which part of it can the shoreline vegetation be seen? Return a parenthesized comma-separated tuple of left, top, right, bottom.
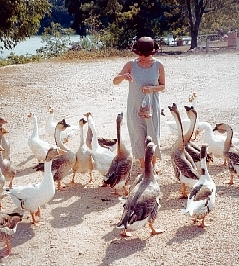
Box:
(0, 38, 235, 67)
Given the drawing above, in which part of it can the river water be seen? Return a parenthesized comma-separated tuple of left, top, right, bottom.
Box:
(0, 35, 81, 59)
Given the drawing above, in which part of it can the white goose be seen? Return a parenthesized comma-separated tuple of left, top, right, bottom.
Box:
(6, 147, 67, 225)
(103, 112, 132, 196)
(28, 112, 55, 163)
(166, 92, 198, 136)
(169, 103, 199, 198)
(181, 144, 216, 227)
(72, 118, 93, 184)
(85, 115, 117, 152)
(84, 112, 115, 176)
(0, 167, 5, 210)
(213, 123, 239, 185)
(116, 139, 162, 237)
(45, 106, 78, 143)
(0, 128, 15, 188)
(195, 121, 239, 165)
(0, 117, 10, 160)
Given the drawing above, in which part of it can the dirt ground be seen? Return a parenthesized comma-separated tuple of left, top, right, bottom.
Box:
(0, 49, 239, 265)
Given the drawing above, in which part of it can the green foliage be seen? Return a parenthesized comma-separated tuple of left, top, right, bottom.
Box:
(60, 47, 132, 61)
(201, 0, 239, 33)
(0, 0, 51, 50)
(36, 22, 75, 58)
(0, 53, 41, 67)
(161, 0, 239, 48)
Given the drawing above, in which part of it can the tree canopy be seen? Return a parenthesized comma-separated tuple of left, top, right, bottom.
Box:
(64, 0, 239, 49)
(1, 0, 238, 51)
(161, 0, 239, 48)
(0, 0, 51, 49)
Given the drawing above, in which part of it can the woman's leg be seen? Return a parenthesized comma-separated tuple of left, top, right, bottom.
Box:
(152, 156, 157, 168)
(139, 158, 145, 168)
(140, 156, 157, 169)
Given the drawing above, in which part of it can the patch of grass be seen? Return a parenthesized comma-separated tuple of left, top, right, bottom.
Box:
(0, 53, 41, 67)
(59, 48, 133, 61)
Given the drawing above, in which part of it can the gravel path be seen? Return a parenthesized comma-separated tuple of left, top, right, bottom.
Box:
(0, 50, 239, 265)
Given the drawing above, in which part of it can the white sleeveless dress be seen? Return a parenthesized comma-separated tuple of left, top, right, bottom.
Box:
(127, 58, 162, 160)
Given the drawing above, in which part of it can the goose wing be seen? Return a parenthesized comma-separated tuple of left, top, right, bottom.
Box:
(117, 184, 159, 229)
(172, 152, 199, 180)
(104, 157, 132, 188)
(189, 183, 213, 201)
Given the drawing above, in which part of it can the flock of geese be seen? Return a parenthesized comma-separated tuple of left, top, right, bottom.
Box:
(0, 93, 239, 257)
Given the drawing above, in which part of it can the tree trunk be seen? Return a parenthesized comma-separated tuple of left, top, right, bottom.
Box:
(190, 30, 198, 49)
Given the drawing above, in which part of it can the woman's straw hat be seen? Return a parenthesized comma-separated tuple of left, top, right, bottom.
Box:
(132, 37, 159, 56)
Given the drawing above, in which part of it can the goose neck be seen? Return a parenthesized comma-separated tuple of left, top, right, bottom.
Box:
(79, 126, 84, 144)
(55, 128, 67, 150)
(32, 116, 39, 138)
(224, 126, 233, 149)
(184, 114, 196, 142)
(117, 124, 121, 152)
(173, 112, 185, 151)
(0, 134, 4, 163)
(144, 154, 153, 175)
(41, 160, 54, 186)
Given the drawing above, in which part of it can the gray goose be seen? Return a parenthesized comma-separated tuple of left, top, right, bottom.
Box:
(0, 212, 23, 257)
(33, 119, 76, 190)
(213, 123, 239, 185)
(184, 106, 213, 169)
(168, 103, 199, 198)
(103, 113, 132, 196)
(116, 139, 162, 237)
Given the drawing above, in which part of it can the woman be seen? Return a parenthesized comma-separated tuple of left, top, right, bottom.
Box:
(113, 36, 165, 171)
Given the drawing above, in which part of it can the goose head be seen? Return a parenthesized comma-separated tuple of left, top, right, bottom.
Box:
(56, 119, 71, 132)
(213, 123, 229, 134)
(144, 140, 157, 172)
(0, 127, 9, 135)
(0, 212, 23, 228)
(188, 92, 197, 103)
(145, 136, 153, 148)
(168, 103, 181, 122)
(83, 112, 94, 127)
(27, 112, 33, 118)
(146, 141, 157, 157)
(79, 118, 87, 127)
(83, 112, 92, 119)
(116, 112, 123, 127)
(48, 106, 54, 114)
(27, 112, 38, 121)
(0, 117, 8, 125)
(45, 147, 67, 161)
(184, 105, 197, 121)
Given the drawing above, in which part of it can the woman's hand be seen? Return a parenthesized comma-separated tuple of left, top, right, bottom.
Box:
(142, 86, 152, 94)
(122, 73, 133, 82)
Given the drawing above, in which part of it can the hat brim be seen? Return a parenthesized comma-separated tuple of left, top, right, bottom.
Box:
(131, 41, 159, 56)
(131, 49, 158, 56)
